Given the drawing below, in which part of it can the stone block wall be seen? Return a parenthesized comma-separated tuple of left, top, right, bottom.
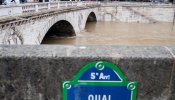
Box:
(99, 6, 174, 23)
(0, 45, 175, 100)
(130, 7, 174, 22)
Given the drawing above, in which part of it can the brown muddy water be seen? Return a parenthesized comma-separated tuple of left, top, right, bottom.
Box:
(42, 22, 175, 46)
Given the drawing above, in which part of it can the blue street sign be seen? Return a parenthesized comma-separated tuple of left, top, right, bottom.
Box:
(68, 86, 132, 100)
(63, 61, 138, 100)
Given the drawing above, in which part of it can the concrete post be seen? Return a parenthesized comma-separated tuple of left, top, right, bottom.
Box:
(48, 3, 50, 9)
(65, 2, 67, 7)
(57, 2, 60, 8)
(35, 5, 38, 12)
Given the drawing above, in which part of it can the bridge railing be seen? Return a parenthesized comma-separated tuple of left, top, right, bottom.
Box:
(21, 1, 100, 12)
(22, 5, 35, 13)
(0, 1, 100, 18)
(50, 3, 58, 8)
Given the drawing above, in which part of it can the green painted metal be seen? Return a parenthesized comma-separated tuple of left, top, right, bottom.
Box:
(62, 61, 138, 100)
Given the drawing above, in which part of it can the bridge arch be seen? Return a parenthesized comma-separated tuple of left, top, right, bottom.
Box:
(40, 19, 76, 43)
(86, 12, 97, 23)
(34, 8, 99, 44)
(84, 11, 97, 30)
(43, 20, 75, 37)
(40, 11, 97, 44)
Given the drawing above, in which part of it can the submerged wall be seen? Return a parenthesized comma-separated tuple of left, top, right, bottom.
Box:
(0, 45, 175, 100)
(99, 5, 174, 23)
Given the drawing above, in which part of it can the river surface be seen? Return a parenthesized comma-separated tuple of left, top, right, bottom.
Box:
(42, 22, 175, 46)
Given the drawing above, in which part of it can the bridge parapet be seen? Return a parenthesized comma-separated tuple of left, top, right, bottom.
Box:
(0, 1, 100, 18)
(0, 1, 100, 31)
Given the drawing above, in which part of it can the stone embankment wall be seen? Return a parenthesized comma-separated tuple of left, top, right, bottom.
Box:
(99, 5, 174, 23)
(0, 45, 175, 100)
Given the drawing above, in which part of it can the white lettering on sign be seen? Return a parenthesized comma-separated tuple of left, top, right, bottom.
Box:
(90, 72, 110, 80)
(88, 94, 111, 100)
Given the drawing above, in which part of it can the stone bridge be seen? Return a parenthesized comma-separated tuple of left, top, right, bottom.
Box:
(0, 1, 100, 45)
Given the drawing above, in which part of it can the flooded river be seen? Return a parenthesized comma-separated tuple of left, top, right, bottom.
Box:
(42, 22, 175, 46)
